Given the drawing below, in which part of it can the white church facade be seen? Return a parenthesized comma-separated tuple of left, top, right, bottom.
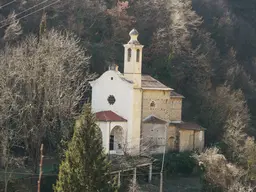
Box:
(90, 29, 205, 155)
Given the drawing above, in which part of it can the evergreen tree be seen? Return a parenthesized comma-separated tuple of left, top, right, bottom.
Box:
(54, 104, 117, 192)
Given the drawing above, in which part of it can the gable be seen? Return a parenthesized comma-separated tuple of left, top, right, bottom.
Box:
(143, 115, 167, 124)
(90, 70, 133, 121)
(89, 70, 133, 88)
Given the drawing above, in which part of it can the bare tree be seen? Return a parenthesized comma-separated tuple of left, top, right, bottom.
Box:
(106, 0, 135, 41)
(167, 0, 203, 54)
(127, 179, 141, 192)
(221, 91, 256, 182)
(223, 113, 247, 162)
(0, 29, 95, 173)
(243, 137, 256, 182)
(195, 123, 256, 192)
(223, 113, 256, 182)
(3, 11, 22, 43)
(194, 147, 254, 192)
(0, 127, 25, 192)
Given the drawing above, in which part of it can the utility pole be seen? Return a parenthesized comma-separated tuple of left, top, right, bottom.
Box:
(160, 171, 163, 192)
(37, 144, 44, 192)
(160, 125, 167, 192)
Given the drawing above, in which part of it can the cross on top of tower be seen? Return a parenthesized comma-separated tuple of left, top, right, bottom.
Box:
(128, 28, 140, 45)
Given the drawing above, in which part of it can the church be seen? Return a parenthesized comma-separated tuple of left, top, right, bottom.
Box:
(89, 29, 205, 155)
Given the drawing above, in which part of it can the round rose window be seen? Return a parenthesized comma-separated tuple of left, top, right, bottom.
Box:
(108, 95, 116, 105)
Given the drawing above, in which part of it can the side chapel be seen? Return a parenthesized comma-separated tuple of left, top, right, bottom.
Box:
(89, 29, 205, 155)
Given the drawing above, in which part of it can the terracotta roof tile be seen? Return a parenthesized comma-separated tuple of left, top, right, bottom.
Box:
(95, 111, 127, 122)
(141, 75, 172, 90)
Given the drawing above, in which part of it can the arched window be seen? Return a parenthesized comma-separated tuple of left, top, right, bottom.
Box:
(127, 48, 132, 62)
(109, 126, 123, 151)
(150, 101, 156, 108)
(136, 49, 140, 62)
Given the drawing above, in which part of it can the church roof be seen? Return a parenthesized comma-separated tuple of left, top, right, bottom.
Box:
(95, 111, 127, 122)
(141, 75, 172, 90)
(170, 121, 205, 131)
(143, 115, 167, 124)
(116, 73, 172, 90)
(170, 91, 184, 98)
(117, 71, 133, 84)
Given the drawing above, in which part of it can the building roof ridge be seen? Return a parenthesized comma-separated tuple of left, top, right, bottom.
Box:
(143, 114, 167, 124)
(95, 110, 127, 122)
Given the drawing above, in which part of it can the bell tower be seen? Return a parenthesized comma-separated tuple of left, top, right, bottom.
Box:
(123, 29, 144, 88)
(123, 29, 143, 155)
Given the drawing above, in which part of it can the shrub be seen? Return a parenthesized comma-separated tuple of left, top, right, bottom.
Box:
(154, 151, 197, 176)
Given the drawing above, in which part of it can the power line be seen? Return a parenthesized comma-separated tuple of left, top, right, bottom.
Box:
(0, 0, 49, 25)
(0, 0, 16, 9)
(0, 0, 60, 29)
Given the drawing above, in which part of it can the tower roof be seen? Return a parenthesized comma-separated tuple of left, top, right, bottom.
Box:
(129, 28, 139, 36)
(128, 28, 141, 45)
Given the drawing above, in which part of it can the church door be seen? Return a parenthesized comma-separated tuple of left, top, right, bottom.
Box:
(168, 137, 175, 150)
(109, 126, 123, 151)
(109, 135, 114, 150)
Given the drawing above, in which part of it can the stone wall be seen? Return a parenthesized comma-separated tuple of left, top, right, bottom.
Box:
(167, 125, 177, 150)
(179, 130, 194, 151)
(179, 130, 205, 152)
(142, 90, 182, 122)
(169, 98, 182, 121)
(141, 89, 205, 153)
(142, 90, 170, 121)
(141, 123, 166, 154)
(194, 130, 204, 152)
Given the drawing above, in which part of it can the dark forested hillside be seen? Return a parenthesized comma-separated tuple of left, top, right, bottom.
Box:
(192, 0, 256, 136)
(0, 0, 255, 145)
